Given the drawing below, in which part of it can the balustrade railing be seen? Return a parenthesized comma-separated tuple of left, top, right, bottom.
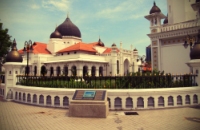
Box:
(16, 74, 197, 89)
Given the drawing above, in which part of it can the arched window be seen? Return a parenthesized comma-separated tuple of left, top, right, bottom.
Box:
(117, 60, 119, 74)
(64, 66, 68, 76)
(34, 66, 37, 76)
(56, 66, 61, 76)
(99, 66, 103, 76)
(83, 66, 88, 76)
(50, 67, 54, 76)
(71, 66, 77, 76)
(91, 66, 96, 76)
(114, 97, 122, 109)
(41, 65, 47, 76)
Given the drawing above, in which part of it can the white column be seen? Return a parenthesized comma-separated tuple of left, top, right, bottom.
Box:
(164, 96, 168, 107)
(154, 96, 158, 108)
(37, 95, 40, 104)
(143, 97, 148, 109)
(182, 95, 186, 106)
(96, 68, 99, 77)
(133, 97, 137, 109)
(110, 97, 115, 110)
(88, 66, 91, 76)
(173, 95, 177, 106)
(52, 96, 55, 106)
(60, 96, 63, 107)
(190, 94, 193, 105)
(68, 65, 71, 76)
(44, 95, 47, 106)
(198, 94, 200, 104)
(31, 93, 34, 104)
(122, 97, 126, 109)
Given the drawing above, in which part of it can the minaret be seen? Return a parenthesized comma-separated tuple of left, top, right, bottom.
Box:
(3, 39, 24, 100)
(111, 43, 117, 76)
(144, 1, 165, 71)
(144, 1, 166, 33)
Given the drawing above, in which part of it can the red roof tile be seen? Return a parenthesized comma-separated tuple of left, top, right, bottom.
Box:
(57, 42, 97, 53)
(18, 42, 51, 55)
(103, 48, 119, 54)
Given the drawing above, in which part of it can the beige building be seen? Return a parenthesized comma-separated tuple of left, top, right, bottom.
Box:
(145, 0, 200, 74)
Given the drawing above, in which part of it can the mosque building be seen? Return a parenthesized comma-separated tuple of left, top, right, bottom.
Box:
(6, 15, 140, 77)
(4, 0, 200, 77)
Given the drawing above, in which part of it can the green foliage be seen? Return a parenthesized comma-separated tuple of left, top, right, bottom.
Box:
(17, 73, 196, 89)
(0, 23, 12, 71)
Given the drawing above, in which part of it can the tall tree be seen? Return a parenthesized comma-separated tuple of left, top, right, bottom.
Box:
(0, 23, 12, 72)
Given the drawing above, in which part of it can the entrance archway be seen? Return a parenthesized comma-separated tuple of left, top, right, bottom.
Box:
(124, 59, 129, 75)
(71, 66, 77, 76)
(50, 67, 54, 76)
(83, 66, 88, 76)
(64, 66, 68, 76)
(91, 66, 96, 76)
(99, 66, 103, 76)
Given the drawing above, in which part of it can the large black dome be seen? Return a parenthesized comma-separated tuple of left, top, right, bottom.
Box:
(149, 2, 161, 14)
(56, 17, 81, 38)
(6, 39, 23, 62)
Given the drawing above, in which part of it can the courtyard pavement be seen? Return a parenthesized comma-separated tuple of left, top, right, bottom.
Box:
(0, 97, 200, 130)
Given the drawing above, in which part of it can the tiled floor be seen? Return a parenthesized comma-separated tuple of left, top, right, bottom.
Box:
(0, 97, 200, 130)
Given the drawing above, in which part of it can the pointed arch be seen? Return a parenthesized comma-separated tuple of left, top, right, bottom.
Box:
(124, 59, 129, 75)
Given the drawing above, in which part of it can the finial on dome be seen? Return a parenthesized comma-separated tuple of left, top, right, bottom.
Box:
(154, 1, 156, 6)
(12, 39, 17, 51)
(67, 12, 69, 18)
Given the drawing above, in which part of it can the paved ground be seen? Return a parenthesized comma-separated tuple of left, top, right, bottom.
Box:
(0, 97, 200, 130)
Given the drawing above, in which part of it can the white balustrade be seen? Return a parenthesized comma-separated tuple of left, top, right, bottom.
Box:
(0, 83, 200, 110)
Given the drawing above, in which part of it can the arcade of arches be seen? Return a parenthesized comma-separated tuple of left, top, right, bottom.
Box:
(22, 58, 134, 76)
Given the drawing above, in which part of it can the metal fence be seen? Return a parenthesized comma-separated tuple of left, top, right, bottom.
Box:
(16, 74, 198, 89)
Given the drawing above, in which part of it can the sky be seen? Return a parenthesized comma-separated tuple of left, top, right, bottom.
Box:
(0, 0, 167, 56)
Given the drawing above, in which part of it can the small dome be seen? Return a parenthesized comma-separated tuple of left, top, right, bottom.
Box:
(6, 39, 23, 62)
(190, 30, 200, 59)
(112, 43, 116, 47)
(133, 48, 138, 51)
(97, 38, 105, 47)
(50, 29, 62, 39)
(57, 16, 81, 38)
(163, 14, 168, 24)
(149, 2, 161, 14)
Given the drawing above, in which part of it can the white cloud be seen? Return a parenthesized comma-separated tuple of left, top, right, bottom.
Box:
(96, 0, 145, 20)
(42, 0, 70, 12)
(31, 4, 40, 9)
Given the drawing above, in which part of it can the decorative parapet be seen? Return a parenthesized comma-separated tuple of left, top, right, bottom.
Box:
(161, 20, 199, 33)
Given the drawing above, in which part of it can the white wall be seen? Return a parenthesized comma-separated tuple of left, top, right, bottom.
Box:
(161, 44, 190, 74)
(167, 0, 196, 24)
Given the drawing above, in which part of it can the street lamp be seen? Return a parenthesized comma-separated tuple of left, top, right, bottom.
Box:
(23, 40, 33, 76)
(183, 34, 197, 50)
(183, 30, 200, 73)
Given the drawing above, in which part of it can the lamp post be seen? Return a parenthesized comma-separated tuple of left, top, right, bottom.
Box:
(183, 34, 197, 50)
(183, 31, 199, 73)
(23, 40, 33, 84)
